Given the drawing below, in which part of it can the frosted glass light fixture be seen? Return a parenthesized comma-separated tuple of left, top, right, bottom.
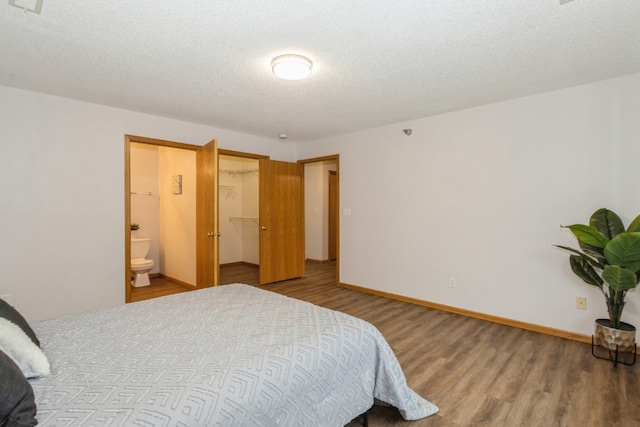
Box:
(271, 54, 312, 81)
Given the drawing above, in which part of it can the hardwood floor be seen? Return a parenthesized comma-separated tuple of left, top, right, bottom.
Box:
(131, 262, 640, 426)
(130, 275, 192, 302)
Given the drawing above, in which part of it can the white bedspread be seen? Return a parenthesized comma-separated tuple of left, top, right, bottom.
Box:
(30, 284, 438, 426)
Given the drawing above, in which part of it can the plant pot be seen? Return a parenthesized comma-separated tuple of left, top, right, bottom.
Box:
(594, 319, 636, 353)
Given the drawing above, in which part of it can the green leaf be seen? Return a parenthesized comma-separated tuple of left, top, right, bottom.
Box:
(577, 240, 605, 260)
(569, 255, 603, 288)
(602, 265, 638, 293)
(563, 224, 609, 249)
(590, 208, 625, 239)
(604, 232, 640, 272)
(627, 214, 640, 233)
(554, 245, 603, 269)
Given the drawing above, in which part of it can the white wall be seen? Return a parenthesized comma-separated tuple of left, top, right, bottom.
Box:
(3, 73, 639, 339)
(0, 85, 296, 321)
(219, 157, 244, 264)
(240, 161, 260, 265)
(296, 73, 640, 337)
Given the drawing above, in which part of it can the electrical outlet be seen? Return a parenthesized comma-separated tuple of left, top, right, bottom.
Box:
(449, 277, 456, 288)
(576, 297, 587, 310)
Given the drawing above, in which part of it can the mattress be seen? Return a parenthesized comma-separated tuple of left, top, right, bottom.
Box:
(30, 284, 438, 426)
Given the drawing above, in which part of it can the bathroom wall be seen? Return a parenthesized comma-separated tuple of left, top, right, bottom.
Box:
(158, 147, 196, 285)
(130, 144, 196, 284)
(129, 143, 160, 274)
(219, 156, 259, 265)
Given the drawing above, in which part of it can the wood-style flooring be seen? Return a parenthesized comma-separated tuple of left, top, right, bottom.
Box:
(129, 275, 193, 302)
(131, 262, 640, 426)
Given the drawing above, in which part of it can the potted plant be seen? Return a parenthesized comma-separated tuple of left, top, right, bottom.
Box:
(555, 208, 640, 356)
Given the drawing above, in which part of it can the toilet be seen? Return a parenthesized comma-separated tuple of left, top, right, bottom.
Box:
(131, 237, 154, 287)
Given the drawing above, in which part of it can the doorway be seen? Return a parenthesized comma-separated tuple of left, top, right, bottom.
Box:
(218, 154, 260, 269)
(299, 155, 340, 284)
(217, 149, 306, 285)
(124, 135, 219, 303)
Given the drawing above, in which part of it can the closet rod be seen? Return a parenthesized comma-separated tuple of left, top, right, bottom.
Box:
(219, 168, 259, 175)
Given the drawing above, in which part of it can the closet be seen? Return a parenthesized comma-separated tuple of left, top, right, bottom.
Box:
(218, 155, 260, 267)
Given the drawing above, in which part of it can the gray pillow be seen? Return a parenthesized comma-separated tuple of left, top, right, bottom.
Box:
(0, 348, 37, 426)
(0, 298, 39, 347)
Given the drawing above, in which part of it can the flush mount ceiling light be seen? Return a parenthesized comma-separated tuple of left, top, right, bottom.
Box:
(271, 54, 312, 81)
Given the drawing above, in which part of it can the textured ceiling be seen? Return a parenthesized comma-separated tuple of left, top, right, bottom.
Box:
(1, 1, 639, 141)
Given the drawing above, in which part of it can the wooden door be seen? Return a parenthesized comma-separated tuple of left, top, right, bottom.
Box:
(328, 170, 338, 261)
(259, 159, 305, 284)
(196, 139, 219, 288)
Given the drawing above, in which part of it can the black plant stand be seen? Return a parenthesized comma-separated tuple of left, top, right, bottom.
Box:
(591, 335, 637, 367)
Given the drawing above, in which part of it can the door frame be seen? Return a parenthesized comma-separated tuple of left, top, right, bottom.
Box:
(124, 135, 201, 303)
(298, 154, 340, 285)
(218, 149, 269, 161)
(328, 170, 338, 261)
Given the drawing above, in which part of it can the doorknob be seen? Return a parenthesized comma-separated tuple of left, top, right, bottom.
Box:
(207, 232, 220, 237)
(261, 226, 267, 230)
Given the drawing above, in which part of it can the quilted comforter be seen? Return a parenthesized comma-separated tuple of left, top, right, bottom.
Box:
(30, 284, 438, 426)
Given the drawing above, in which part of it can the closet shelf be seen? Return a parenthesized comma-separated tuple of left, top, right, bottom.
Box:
(229, 216, 259, 225)
(220, 168, 259, 176)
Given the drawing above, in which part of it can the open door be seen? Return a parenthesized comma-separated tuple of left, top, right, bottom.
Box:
(259, 159, 305, 284)
(196, 139, 219, 288)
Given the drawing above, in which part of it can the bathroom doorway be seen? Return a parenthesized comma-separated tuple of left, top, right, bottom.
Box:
(124, 135, 219, 303)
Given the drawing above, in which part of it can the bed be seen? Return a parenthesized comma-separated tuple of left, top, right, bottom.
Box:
(2, 284, 438, 426)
